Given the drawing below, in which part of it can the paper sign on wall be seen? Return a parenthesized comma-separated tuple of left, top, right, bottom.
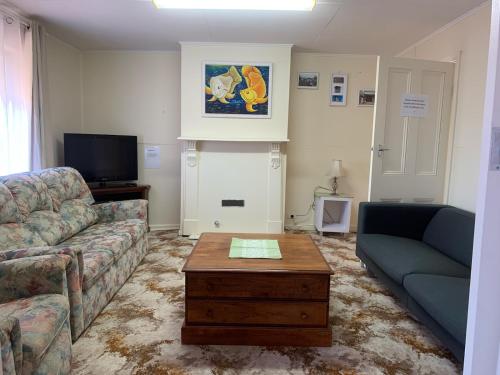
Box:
(144, 146, 160, 169)
(400, 94, 429, 118)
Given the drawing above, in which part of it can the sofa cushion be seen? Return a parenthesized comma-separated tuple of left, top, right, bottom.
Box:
(37, 167, 94, 211)
(66, 219, 147, 245)
(81, 249, 115, 290)
(0, 224, 48, 251)
(423, 207, 475, 267)
(404, 274, 470, 345)
(0, 294, 69, 371)
(24, 211, 71, 246)
(0, 183, 20, 224)
(59, 199, 98, 237)
(357, 234, 470, 285)
(0, 173, 53, 221)
(63, 231, 132, 261)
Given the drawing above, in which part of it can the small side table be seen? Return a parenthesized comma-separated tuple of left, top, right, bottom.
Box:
(314, 195, 353, 235)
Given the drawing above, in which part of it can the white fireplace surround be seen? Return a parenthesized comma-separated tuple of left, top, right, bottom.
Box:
(179, 139, 287, 236)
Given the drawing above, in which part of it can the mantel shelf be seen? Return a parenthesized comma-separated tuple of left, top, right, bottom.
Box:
(178, 136, 290, 143)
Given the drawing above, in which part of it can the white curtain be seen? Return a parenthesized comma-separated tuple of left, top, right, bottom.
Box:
(0, 16, 33, 176)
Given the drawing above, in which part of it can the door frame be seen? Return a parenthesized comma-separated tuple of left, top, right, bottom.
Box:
(463, 0, 500, 373)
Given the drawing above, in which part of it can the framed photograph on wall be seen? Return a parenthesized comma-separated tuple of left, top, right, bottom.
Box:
(358, 89, 375, 106)
(297, 72, 319, 89)
(330, 73, 348, 106)
(202, 62, 272, 118)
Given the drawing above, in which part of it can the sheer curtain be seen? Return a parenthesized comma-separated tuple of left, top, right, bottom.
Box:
(0, 16, 33, 175)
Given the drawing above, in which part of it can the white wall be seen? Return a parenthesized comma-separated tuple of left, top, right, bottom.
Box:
(180, 42, 291, 141)
(399, 3, 491, 212)
(286, 53, 377, 230)
(43, 34, 83, 167)
(81, 51, 181, 230)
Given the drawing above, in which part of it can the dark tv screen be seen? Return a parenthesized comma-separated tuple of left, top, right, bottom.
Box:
(64, 133, 138, 183)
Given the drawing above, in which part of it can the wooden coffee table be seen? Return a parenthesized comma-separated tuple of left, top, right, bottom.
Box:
(181, 233, 333, 346)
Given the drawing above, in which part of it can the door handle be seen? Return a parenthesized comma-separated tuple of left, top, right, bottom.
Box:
(377, 144, 390, 157)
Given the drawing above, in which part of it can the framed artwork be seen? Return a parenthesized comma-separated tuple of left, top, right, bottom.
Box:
(358, 89, 375, 106)
(297, 72, 319, 89)
(203, 62, 272, 118)
(330, 73, 348, 106)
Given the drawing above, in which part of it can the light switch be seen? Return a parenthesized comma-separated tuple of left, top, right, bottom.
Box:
(490, 127, 500, 171)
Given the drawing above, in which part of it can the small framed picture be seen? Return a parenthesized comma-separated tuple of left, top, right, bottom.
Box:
(358, 89, 375, 106)
(297, 72, 319, 89)
(330, 73, 347, 106)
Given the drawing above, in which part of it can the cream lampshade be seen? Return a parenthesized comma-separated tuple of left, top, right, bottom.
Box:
(326, 159, 344, 195)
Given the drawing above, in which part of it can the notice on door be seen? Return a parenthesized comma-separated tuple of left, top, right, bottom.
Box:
(400, 94, 429, 118)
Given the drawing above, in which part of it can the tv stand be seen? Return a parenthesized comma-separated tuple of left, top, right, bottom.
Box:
(90, 184, 151, 229)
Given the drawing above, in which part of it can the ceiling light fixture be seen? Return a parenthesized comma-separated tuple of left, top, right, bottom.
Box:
(153, 0, 316, 11)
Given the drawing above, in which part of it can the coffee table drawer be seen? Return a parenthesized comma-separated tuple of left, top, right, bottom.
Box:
(186, 273, 329, 300)
(186, 299, 328, 327)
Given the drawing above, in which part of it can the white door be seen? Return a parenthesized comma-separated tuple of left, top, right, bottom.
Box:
(369, 56, 454, 203)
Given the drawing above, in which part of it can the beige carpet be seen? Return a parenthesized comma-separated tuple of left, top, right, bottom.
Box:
(72, 231, 461, 375)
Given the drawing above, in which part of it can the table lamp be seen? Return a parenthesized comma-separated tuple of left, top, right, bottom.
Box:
(326, 159, 344, 195)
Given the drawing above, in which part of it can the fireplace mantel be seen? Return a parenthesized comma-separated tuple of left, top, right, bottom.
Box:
(178, 137, 290, 142)
(179, 139, 286, 236)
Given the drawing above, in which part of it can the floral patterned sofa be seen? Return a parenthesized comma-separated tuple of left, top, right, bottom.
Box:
(0, 254, 73, 375)
(0, 168, 148, 354)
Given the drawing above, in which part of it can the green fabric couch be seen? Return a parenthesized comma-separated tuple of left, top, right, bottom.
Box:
(356, 202, 474, 361)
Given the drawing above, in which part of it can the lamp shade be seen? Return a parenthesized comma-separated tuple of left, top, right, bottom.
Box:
(326, 159, 344, 178)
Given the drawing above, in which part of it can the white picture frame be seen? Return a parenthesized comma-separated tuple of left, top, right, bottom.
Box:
(330, 73, 348, 106)
(358, 89, 375, 106)
(202, 61, 273, 119)
(297, 72, 319, 89)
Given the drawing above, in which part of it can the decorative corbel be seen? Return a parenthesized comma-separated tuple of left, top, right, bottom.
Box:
(270, 142, 281, 169)
(186, 140, 198, 167)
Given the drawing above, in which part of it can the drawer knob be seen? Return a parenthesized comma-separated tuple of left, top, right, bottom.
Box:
(206, 309, 214, 318)
(301, 284, 309, 292)
(301, 313, 308, 320)
(206, 283, 214, 291)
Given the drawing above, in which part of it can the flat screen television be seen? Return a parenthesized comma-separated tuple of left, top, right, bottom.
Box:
(64, 133, 138, 183)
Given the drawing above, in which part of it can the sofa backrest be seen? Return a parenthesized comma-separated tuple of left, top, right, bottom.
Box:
(423, 207, 475, 268)
(0, 167, 97, 251)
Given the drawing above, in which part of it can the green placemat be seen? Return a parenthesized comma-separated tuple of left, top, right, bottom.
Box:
(229, 238, 282, 259)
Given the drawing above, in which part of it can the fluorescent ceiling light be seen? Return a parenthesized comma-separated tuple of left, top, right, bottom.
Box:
(153, 0, 316, 11)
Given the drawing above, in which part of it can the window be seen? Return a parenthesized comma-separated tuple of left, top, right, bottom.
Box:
(0, 16, 32, 176)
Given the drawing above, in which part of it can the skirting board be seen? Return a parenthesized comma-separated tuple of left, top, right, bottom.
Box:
(285, 224, 358, 233)
(149, 224, 180, 232)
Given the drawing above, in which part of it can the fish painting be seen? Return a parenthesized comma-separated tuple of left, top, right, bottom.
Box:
(205, 65, 242, 104)
(203, 62, 272, 118)
(240, 65, 268, 112)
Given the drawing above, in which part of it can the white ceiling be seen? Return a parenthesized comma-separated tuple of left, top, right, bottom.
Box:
(5, 0, 487, 54)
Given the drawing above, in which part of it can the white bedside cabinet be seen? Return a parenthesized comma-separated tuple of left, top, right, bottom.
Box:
(314, 195, 353, 235)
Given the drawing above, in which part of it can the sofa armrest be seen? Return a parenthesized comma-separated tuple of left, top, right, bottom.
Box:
(357, 202, 447, 240)
(0, 255, 70, 304)
(0, 246, 85, 340)
(92, 199, 148, 223)
(0, 316, 22, 375)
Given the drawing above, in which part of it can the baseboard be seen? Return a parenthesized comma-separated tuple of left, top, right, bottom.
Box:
(285, 224, 357, 233)
(149, 224, 180, 231)
(284, 224, 316, 231)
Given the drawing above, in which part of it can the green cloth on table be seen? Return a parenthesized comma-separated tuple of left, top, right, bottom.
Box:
(229, 238, 282, 259)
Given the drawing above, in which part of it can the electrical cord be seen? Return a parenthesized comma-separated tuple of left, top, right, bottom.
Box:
(290, 185, 333, 226)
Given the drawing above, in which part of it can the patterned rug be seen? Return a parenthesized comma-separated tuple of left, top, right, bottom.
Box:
(72, 231, 461, 375)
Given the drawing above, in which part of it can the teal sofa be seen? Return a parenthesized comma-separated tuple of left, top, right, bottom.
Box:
(356, 202, 474, 361)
